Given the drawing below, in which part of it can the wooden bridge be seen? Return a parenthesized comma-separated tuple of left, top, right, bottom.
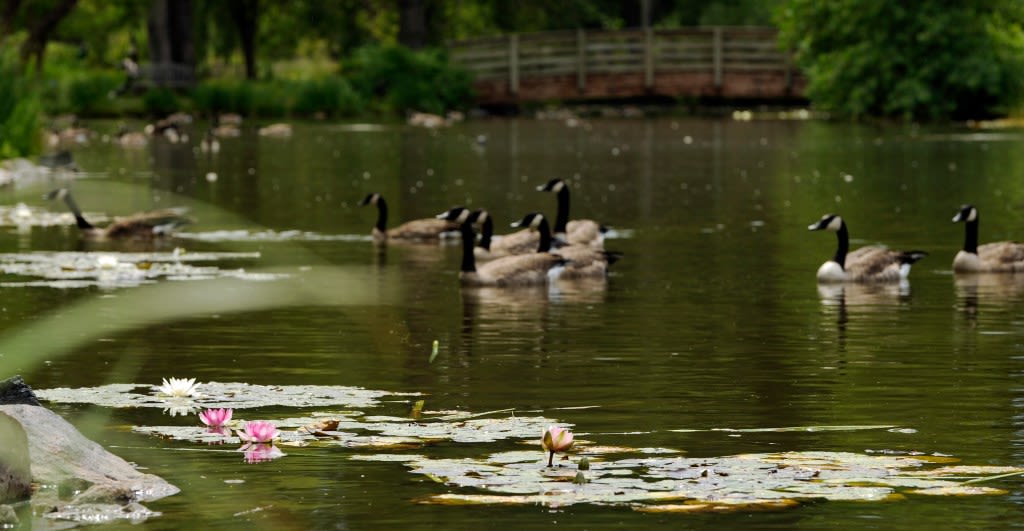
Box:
(448, 27, 805, 105)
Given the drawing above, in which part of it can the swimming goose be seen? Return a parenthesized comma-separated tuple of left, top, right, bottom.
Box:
(359, 193, 459, 242)
(520, 212, 620, 279)
(116, 128, 148, 148)
(45, 188, 193, 240)
(952, 204, 1024, 273)
(258, 123, 292, 137)
(437, 207, 565, 287)
(537, 178, 605, 247)
(199, 128, 220, 153)
(470, 209, 539, 261)
(808, 214, 927, 283)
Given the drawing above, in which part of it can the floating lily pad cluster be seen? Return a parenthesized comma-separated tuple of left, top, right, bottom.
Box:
(37, 382, 1024, 513)
(0, 251, 277, 288)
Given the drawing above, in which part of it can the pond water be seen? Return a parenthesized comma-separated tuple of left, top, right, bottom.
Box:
(3, 117, 1024, 528)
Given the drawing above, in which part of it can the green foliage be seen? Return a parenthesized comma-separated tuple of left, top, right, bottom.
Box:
(0, 50, 40, 159)
(142, 88, 180, 115)
(293, 77, 362, 117)
(348, 45, 472, 115)
(67, 71, 123, 113)
(191, 77, 361, 118)
(776, 1, 1024, 120)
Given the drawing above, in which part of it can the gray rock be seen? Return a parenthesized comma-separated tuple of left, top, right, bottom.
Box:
(0, 375, 41, 406)
(0, 504, 18, 525)
(0, 412, 31, 502)
(0, 404, 179, 526)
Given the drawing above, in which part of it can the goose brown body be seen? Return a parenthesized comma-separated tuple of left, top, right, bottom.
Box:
(471, 209, 538, 261)
(45, 188, 192, 240)
(952, 205, 1024, 273)
(360, 193, 459, 242)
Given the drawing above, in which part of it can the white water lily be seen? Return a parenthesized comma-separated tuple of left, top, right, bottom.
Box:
(159, 377, 200, 398)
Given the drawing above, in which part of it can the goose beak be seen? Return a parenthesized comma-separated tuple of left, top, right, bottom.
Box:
(535, 184, 546, 191)
(952, 213, 962, 222)
(510, 221, 520, 228)
(807, 223, 819, 231)
(435, 212, 449, 220)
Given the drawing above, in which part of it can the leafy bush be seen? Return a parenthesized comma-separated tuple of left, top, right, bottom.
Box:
(776, 1, 1024, 120)
(142, 88, 181, 115)
(67, 71, 123, 114)
(347, 45, 473, 115)
(0, 50, 40, 159)
(293, 77, 362, 117)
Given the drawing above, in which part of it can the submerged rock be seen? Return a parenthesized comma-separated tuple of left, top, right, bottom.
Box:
(0, 404, 179, 526)
(0, 412, 31, 502)
(0, 375, 41, 406)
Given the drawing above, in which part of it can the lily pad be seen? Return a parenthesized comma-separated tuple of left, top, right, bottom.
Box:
(379, 450, 1024, 510)
(0, 251, 274, 288)
(37, 382, 417, 410)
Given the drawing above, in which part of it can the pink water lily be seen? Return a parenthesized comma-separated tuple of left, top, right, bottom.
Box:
(198, 408, 233, 428)
(242, 443, 284, 464)
(542, 425, 575, 467)
(237, 420, 279, 443)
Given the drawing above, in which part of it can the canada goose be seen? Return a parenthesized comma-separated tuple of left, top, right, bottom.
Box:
(808, 214, 927, 283)
(116, 128, 148, 148)
(436, 207, 565, 287)
(537, 178, 605, 247)
(470, 209, 539, 261)
(952, 204, 1024, 272)
(519, 212, 620, 279)
(359, 193, 459, 242)
(199, 128, 220, 153)
(258, 123, 292, 137)
(45, 188, 193, 240)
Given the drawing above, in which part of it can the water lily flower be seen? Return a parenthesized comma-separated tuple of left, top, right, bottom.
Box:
(542, 425, 575, 467)
(237, 420, 279, 444)
(159, 377, 200, 398)
(242, 443, 284, 464)
(162, 405, 197, 417)
(199, 408, 233, 428)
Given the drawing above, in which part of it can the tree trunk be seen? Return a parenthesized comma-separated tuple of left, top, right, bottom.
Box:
(147, 0, 196, 87)
(398, 0, 431, 49)
(0, 0, 24, 41)
(229, 0, 258, 79)
(18, 0, 79, 71)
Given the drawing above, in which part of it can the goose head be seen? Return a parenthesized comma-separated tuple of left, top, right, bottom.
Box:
(953, 204, 977, 223)
(358, 193, 382, 207)
(808, 214, 844, 232)
(511, 212, 547, 229)
(536, 178, 567, 193)
(436, 206, 473, 224)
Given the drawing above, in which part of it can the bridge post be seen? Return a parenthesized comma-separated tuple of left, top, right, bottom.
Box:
(509, 34, 519, 96)
(712, 27, 723, 89)
(576, 29, 587, 92)
(644, 29, 654, 89)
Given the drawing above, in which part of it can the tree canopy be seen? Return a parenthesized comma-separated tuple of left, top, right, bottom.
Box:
(776, 0, 1024, 120)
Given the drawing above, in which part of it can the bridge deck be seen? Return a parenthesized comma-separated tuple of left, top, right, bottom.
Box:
(449, 27, 805, 104)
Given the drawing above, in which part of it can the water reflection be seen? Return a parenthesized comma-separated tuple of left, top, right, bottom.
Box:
(816, 282, 913, 351)
(954, 274, 1024, 326)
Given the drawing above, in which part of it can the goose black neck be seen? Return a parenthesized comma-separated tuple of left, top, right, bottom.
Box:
(536, 218, 552, 252)
(63, 193, 94, 230)
(374, 197, 388, 232)
(963, 217, 979, 254)
(833, 222, 849, 269)
(554, 187, 570, 235)
(478, 216, 493, 250)
(460, 221, 477, 272)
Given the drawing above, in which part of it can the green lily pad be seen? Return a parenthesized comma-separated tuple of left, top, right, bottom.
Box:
(0, 251, 274, 288)
(37, 382, 417, 410)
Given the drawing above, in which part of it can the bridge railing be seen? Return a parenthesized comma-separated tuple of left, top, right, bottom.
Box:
(449, 26, 794, 97)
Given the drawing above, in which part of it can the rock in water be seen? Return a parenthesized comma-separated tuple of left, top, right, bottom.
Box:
(0, 376, 40, 406)
(0, 412, 31, 502)
(0, 404, 179, 525)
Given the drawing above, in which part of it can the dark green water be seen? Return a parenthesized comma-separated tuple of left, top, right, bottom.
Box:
(3, 118, 1024, 529)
